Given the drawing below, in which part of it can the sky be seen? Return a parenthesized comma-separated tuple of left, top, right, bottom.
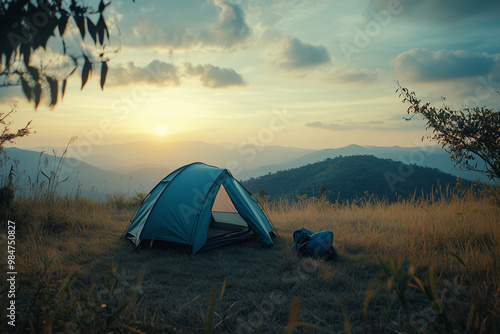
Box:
(2, 0, 500, 150)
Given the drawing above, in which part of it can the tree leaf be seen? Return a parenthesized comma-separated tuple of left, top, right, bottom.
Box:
(70, 55, 78, 67)
(74, 13, 86, 40)
(47, 76, 58, 107)
(100, 61, 108, 90)
(104, 17, 110, 40)
(21, 77, 32, 102)
(20, 41, 31, 67)
(61, 79, 67, 98)
(96, 14, 105, 44)
(87, 18, 97, 45)
(34, 82, 42, 109)
(36, 16, 58, 50)
(81, 56, 92, 89)
(98, 0, 107, 13)
(58, 11, 70, 36)
(27, 66, 39, 82)
(3, 42, 15, 69)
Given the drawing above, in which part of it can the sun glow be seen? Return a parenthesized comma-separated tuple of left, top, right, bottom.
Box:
(155, 124, 169, 136)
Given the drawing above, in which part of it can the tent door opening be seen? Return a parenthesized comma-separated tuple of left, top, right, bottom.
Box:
(208, 184, 251, 240)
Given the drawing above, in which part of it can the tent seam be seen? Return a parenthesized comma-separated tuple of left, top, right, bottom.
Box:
(189, 170, 227, 247)
(135, 162, 198, 245)
(233, 177, 278, 235)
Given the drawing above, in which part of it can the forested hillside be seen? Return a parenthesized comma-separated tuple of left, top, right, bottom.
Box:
(244, 155, 471, 202)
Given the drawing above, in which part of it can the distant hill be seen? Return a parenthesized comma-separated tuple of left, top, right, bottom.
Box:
(239, 144, 488, 182)
(243, 155, 471, 203)
(1, 148, 141, 199)
(22, 141, 487, 184)
(3, 142, 484, 201)
(29, 140, 313, 174)
(1, 144, 312, 200)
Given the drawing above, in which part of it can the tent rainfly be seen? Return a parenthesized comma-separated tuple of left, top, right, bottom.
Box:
(124, 162, 276, 254)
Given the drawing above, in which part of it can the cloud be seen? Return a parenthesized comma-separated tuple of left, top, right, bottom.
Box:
(306, 120, 384, 131)
(130, 21, 195, 50)
(368, 0, 500, 23)
(107, 60, 181, 87)
(275, 35, 331, 70)
(126, 0, 251, 50)
(0, 86, 22, 103)
(331, 68, 381, 84)
(394, 49, 498, 82)
(205, 0, 251, 48)
(184, 62, 246, 88)
(106, 60, 247, 89)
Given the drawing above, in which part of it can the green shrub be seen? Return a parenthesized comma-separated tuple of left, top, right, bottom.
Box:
(106, 192, 147, 210)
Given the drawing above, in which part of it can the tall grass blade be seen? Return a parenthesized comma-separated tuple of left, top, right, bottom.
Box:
(363, 286, 379, 318)
(285, 297, 300, 333)
(220, 278, 226, 299)
(204, 287, 217, 334)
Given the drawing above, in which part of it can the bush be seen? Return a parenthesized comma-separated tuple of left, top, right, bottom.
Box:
(106, 192, 147, 210)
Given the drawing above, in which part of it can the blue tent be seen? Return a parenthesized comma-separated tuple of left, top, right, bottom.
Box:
(124, 162, 276, 253)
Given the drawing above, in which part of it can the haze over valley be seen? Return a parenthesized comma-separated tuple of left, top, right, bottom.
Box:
(2, 140, 488, 200)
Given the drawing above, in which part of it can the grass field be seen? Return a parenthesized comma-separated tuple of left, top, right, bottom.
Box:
(1, 189, 499, 333)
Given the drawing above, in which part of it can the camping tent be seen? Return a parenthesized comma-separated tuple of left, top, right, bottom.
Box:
(124, 162, 276, 253)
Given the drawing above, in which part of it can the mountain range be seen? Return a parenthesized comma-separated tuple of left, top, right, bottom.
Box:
(1, 140, 488, 200)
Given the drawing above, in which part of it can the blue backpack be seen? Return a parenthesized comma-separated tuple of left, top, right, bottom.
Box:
(291, 228, 338, 260)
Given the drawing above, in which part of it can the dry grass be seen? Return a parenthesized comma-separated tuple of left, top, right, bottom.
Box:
(268, 194, 499, 277)
(1, 191, 499, 333)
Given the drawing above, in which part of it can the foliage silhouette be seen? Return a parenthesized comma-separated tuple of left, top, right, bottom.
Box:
(0, 105, 31, 152)
(0, 0, 133, 108)
(397, 84, 500, 182)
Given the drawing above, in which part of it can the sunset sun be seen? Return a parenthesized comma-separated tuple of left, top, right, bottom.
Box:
(155, 124, 169, 136)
